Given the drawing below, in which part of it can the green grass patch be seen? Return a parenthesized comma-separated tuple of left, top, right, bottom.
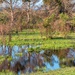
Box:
(0, 30, 75, 51)
(29, 67, 75, 75)
(0, 67, 75, 75)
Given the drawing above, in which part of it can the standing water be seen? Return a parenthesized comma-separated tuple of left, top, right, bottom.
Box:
(0, 45, 61, 75)
(44, 54, 60, 72)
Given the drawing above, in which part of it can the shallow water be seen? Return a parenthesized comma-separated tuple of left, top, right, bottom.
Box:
(0, 45, 75, 75)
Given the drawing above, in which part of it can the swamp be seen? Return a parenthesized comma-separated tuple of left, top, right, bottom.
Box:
(0, 0, 75, 75)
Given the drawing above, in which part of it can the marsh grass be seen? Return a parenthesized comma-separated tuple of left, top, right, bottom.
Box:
(0, 30, 75, 51)
(0, 67, 75, 75)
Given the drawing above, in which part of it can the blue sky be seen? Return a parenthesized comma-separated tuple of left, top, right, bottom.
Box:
(0, 0, 43, 8)
(1, 0, 75, 9)
(35, 0, 43, 6)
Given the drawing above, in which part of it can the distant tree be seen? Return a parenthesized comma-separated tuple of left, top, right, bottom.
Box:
(43, 13, 55, 38)
(42, 0, 75, 38)
(71, 16, 75, 32)
(43, 0, 74, 15)
(0, 0, 22, 42)
(22, 0, 41, 28)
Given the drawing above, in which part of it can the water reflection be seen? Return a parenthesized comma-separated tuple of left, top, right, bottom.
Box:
(44, 54, 60, 72)
(0, 45, 67, 75)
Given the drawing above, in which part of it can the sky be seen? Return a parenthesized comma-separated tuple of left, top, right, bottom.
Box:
(0, 0, 43, 8)
(72, 0, 75, 2)
(35, 0, 43, 6)
(0, 0, 75, 10)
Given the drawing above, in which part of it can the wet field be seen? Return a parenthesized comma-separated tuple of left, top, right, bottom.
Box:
(0, 45, 75, 75)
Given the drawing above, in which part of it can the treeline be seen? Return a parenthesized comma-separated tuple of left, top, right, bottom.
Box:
(0, 0, 75, 41)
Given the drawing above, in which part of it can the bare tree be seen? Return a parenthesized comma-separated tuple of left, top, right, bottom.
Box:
(42, 0, 75, 38)
(22, 0, 41, 28)
(0, 0, 21, 42)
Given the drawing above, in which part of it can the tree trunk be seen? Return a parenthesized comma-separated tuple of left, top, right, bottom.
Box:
(8, 0, 14, 42)
(8, 46, 12, 56)
(27, 2, 30, 28)
(8, 28, 12, 42)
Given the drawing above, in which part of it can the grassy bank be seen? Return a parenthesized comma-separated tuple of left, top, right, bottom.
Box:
(0, 67, 75, 75)
(30, 67, 75, 75)
(0, 29, 75, 51)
